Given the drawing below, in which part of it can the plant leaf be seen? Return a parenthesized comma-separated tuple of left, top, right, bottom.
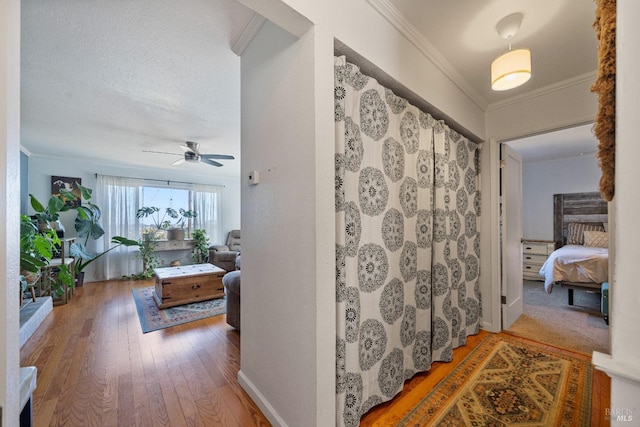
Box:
(47, 195, 65, 213)
(79, 184, 92, 201)
(111, 236, 139, 246)
(29, 194, 45, 212)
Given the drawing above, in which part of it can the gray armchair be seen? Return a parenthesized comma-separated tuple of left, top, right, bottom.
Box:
(209, 229, 240, 272)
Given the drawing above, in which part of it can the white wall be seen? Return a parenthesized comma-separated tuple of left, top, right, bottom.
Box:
(604, 0, 640, 420)
(520, 154, 600, 240)
(240, 20, 319, 427)
(26, 154, 241, 281)
(486, 78, 597, 142)
(238, 1, 488, 425)
(1, 0, 20, 424)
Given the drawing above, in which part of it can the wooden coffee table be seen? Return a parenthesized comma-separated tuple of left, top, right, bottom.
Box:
(153, 263, 226, 309)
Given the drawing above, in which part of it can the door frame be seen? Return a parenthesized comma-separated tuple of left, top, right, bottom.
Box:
(488, 121, 597, 333)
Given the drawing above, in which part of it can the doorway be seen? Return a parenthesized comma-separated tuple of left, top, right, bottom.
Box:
(500, 123, 609, 353)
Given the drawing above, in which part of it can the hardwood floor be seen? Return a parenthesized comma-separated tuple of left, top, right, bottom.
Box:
(20, 279, 270, 427)
(21, 279, 610, 426)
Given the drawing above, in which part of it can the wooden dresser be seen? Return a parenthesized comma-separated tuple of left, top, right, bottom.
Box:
(522, 239, 556, 281)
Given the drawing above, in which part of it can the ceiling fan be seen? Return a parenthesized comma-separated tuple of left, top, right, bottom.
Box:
(145, 141, 235, 167)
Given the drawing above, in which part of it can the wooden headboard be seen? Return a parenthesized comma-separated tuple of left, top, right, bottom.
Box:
(553, 192, 608, 248)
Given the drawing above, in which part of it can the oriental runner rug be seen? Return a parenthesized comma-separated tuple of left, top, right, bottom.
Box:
(132, 286, 226, 333)
(398, 334, 592, 426)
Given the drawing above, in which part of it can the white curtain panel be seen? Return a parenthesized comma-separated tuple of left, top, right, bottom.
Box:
(334, 56, 481, 426)
(193, 183, 223, 245)
(95, 174, 145, 280)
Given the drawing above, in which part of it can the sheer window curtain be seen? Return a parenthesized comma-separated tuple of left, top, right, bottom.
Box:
(95, 175, 145, 280)
(94, 177, 223, 280)
(193, 183, 223, 245)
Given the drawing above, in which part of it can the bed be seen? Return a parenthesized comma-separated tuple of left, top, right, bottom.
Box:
(539, 192, 609, 304)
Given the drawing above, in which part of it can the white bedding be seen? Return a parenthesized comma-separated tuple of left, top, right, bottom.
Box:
(539, 245, 609, 293)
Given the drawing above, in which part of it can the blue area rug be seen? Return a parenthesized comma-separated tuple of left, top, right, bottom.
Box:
(132, 286, 226, 333)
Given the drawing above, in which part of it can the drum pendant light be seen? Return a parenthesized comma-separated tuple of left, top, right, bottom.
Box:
(491, 13, 531, 91)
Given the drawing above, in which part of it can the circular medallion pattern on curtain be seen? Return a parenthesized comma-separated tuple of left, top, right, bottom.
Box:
(335, 56, 481, 427)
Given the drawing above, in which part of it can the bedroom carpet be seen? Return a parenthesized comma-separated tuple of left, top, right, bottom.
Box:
(132, 286, 226, 333)
(398, 334, 592, 426)
(506, 280, 608, 355)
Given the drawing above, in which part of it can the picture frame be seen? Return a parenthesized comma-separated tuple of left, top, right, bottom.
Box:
(51, 176, 82, 208)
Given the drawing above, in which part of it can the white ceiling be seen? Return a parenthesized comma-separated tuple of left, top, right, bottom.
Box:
(505, 123, 598, 164)
(21, 0, 255, 178)
(20, 0, 600, 175)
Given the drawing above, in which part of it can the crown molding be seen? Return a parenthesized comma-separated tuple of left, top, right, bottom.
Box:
(366, 0, 488, 110)
(231, 12, 266, 56)
(486, 70, 598, 111)
(20, 145, 32, 156)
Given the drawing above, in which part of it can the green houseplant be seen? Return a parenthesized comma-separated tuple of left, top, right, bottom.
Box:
(136, 206, 197, 240)
(62, 185, 138, 284)
(30, 184, 138, 286)
(191, 229, 210, 264)
(128, 235, 160, 279)
(136, 206, 176, 236)
(20, 210, 74, 300)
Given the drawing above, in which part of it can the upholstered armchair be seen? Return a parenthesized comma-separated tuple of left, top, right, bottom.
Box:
(209, 229, 240, 272)
(223, 255, 241, 330)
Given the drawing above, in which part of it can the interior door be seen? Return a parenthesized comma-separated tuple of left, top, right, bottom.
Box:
(501, 143, 524, 329)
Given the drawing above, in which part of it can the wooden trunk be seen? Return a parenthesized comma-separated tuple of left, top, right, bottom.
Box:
(153, 263, 226, 309)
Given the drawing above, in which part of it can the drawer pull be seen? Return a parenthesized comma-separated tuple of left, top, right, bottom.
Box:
(191, 284, 201, 290)
(525, 256, 532, 260)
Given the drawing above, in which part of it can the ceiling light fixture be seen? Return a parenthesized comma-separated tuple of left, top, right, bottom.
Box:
(491, 13, 531, 91)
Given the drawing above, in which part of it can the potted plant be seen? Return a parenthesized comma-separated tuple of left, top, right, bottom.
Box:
(136, 206, 176, 240)
(136, 206, 197, 240)
(136, 234, 160, 278)
(20, 212, 73, 302)
(58, 185, 138, 286)
(191, 229, 210, 264)
(167, 208, 197, 240)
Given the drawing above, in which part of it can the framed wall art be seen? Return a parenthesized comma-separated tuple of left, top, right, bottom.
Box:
(51, 176, 82, 207)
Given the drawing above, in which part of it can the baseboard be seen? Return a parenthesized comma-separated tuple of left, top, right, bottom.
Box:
(237, 369, 289, 427)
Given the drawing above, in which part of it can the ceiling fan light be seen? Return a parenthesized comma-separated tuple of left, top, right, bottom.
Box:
(491, 48, 531, 91)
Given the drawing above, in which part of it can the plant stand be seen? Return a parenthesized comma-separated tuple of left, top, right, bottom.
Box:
(39, 259, 74, 306)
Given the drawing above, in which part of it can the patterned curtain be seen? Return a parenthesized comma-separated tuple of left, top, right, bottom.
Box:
(334, 56, 481, 427)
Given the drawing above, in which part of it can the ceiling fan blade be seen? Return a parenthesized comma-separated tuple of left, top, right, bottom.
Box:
(143, 150, 182, 155)
(201, 154, 235, 160)
(172, 158, 186, 165)
(201, 157, 223, 167)
(179, 144, 191, 153)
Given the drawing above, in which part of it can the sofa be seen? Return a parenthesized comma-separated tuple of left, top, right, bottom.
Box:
(209, 229, 240, 272)
(222, 255, 241, 330)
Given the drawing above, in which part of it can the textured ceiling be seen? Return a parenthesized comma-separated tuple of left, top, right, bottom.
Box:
(20, 0, 599, 175)
(21, 0, 255, 178)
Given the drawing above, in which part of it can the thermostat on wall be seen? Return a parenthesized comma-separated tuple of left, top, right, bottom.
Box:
(248, 170, 259, 185)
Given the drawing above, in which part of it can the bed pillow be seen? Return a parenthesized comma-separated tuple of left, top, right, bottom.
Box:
(567, 222, 605, 245)
(584, 230, 609, 247)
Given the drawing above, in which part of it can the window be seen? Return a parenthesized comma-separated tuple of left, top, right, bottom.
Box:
(95, 175, 223, 280)
(139, 186, 194, 238)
